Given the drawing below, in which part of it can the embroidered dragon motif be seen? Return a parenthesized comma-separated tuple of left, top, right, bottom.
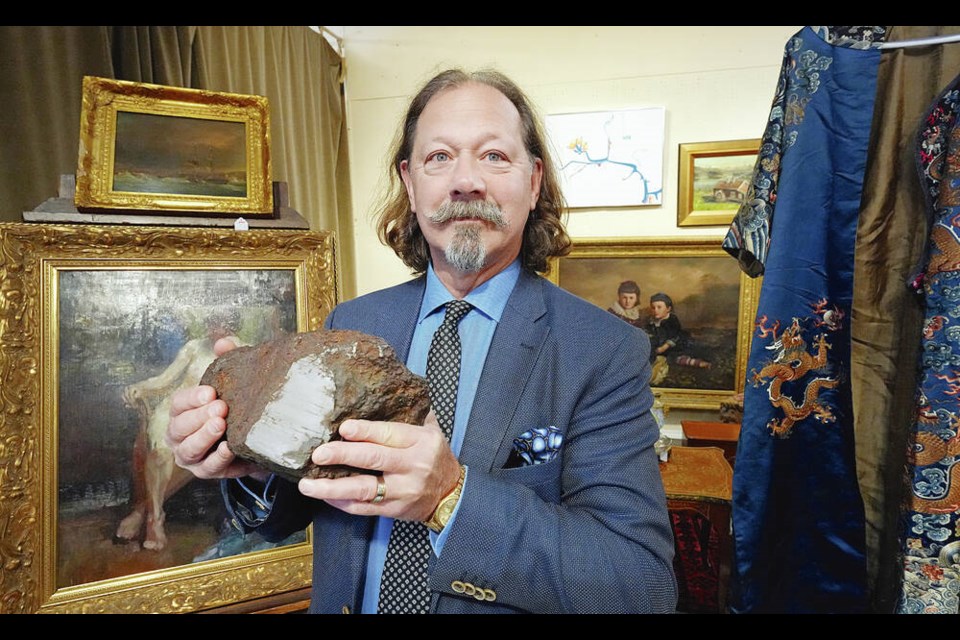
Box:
(751, 317, 839, 437)
(909, 431, 960, 514)
(925, 222, 960, 277)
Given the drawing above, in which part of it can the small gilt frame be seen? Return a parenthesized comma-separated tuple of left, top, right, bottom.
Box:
(0, 223, 337, 613)
(75, 76, 274, 216)
(677, 138, 760, 227)
(549, 237, 760, 410)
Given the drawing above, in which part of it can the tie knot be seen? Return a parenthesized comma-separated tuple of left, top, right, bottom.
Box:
(441, 300, 472, 327)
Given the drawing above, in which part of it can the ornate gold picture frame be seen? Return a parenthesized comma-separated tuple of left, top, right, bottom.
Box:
(549, 237, 760, 410)
(677, 138, 760, 227)
(0, 223, 337, 613)
(75, 76, 274, 216)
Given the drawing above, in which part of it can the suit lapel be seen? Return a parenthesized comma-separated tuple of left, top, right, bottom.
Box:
(370, 277, 425, 363)
(459, 271, 549, 471)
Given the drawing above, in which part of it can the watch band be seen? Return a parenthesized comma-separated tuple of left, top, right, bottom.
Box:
(424, 464, 466, 533)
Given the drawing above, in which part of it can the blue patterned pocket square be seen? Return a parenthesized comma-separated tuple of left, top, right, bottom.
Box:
(506, 425, 563, 468)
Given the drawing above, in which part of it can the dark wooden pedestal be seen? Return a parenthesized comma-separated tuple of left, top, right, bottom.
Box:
(659, 446, 733, 613)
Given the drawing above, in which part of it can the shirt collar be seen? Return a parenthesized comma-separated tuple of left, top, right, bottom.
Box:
(419, 259, 521, 325)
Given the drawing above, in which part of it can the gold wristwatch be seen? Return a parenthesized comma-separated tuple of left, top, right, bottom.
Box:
(424, 464, 466, 533)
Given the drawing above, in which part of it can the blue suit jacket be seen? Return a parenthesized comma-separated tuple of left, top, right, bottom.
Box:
(257, 269, 677, 613)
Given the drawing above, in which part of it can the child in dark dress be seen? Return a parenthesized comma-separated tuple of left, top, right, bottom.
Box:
(646, 292, 685, 360)
(645, 293, 711, 383)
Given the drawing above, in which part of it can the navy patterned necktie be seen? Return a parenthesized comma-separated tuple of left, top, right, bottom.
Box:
(377, 300, 472, 614)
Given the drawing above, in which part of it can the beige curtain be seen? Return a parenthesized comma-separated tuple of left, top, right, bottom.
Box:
(852, 25, 960, 612)
(194, 26, 354, 299)
(0, 25, 353, 299)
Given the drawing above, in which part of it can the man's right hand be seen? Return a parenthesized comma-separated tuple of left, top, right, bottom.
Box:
(165, 337, 262, 480)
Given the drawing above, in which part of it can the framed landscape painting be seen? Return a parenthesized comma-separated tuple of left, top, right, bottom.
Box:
(677, 139, 760, 227)
(75, 76, 274, 217)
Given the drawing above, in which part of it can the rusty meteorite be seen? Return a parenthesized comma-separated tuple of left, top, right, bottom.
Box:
(199, 329, 431, 482)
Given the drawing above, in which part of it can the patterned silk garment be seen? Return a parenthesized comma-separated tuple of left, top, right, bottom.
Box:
(897, 72, 960, 615)
(722, 26, 886, 613)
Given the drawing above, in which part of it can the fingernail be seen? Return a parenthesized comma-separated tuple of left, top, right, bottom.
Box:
(313, 446, 330, 464)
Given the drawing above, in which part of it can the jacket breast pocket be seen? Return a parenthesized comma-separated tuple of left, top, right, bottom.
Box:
(494, 457, 562, 504)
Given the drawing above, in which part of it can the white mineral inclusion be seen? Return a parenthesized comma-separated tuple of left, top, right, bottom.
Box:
(244, 354, 337, 468)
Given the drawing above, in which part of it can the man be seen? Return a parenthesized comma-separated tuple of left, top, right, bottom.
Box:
(166, 68, 677, 614)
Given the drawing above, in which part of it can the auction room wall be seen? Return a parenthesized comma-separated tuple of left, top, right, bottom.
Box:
(339, 26, 804, 430)
(341, 25, 801, 294)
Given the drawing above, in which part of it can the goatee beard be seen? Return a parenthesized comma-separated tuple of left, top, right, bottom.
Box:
(428, 200, 507, 273)
(445, 224, 485, 272)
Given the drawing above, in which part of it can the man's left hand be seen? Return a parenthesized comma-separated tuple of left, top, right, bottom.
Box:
(298, 411, 461, 522)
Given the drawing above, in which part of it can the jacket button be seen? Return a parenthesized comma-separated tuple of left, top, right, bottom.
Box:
(341, 605, 351, 614)
(451, 580, 466, 594)
(482, 588, 497, 602)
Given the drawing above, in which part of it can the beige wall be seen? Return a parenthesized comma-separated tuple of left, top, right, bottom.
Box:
(340, 25, 802, 295)
(339, 25, 804, 431)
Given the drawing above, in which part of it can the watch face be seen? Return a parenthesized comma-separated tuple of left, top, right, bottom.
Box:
(428, 466, 465, 531)
(437, 500, 455, 525)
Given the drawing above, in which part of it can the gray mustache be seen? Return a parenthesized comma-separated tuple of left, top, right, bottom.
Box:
(428, 200, 507, 227)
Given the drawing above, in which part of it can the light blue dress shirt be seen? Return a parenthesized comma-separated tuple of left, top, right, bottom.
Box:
(360, 259, 520, 613)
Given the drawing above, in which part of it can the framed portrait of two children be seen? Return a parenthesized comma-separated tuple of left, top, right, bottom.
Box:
(549, 237, 760, 410)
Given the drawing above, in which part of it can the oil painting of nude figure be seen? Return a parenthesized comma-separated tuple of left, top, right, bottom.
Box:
(56, 268, 307, 589)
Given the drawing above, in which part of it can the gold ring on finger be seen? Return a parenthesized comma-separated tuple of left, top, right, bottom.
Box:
(370, 475, 386, 504)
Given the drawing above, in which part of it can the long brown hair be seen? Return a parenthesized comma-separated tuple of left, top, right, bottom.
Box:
(375, 68, 571, 274)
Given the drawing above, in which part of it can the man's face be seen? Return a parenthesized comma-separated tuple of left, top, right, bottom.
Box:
(650, 300, 671, 320)
(618, 292, 638, 309)
(400, 82, 542, 277)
